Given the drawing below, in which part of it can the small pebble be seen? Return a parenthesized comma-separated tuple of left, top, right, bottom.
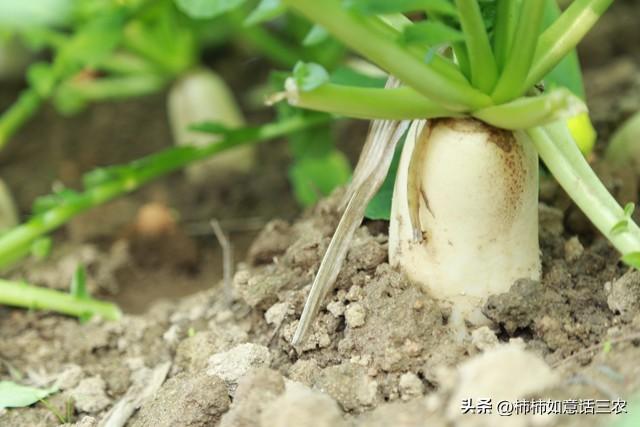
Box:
(207, 343, 272, 391)
(345, 303, 366, 328)
(70, 376, 111, 413)
(265, 302, 289, 325)
(326, 301, 345, 318)
(471, 326, 499, 352)
(564, 236, 584, 263)
(399, 373, 424, 400)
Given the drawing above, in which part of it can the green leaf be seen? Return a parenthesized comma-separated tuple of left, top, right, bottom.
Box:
(611, 203, 635, 235)
(330, 66, 386, 88)
(53, 82, 88, 115)
(245, 0, 285, 25)
(401, 21, 464, 46)
(345, 0, 457, 16)
(622, 252, 640, 269)
(365, 135, 406, 220)
(0, 381, 57, 409)
(615, 396, 640, 427)
(303, 25, 329, 46)
(540, 0, 585, 99)
(32, 189, 82, 215)
(57, 12, 126, 68)
(289, 151, 352, 206)
(70, 265, 89, 299)
(624, 202, 635, 218)
(611, 220, 629, 236)
(175, 0, 246, 19)
(26, 63, 57, 98)
(30, 237, 53, 260)
(189, 122, 233, 135)
(293, 61, 330, 92)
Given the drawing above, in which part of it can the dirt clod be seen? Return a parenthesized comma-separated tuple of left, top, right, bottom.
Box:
(398, 372, 424, 400)
(219, 367, 285, 427)
(606, 269, 640, 320)
(207, 343, 272, 392)
(260, 381, 346, 427)
(315, 362, 378, 411)
(471, 326, 499, 352)
(345, 302, 366, 328)
(131, 372, 229, 427)
(70, 376, 111, 413)
(445, 343, 558, 427)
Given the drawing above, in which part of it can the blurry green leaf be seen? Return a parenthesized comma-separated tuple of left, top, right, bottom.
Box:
(611, 203, 635, 235)
(26, 62, 56, 97)
(345, 0, 457, 16)
(289, 151, 351, 206)
(30, 237, 53, 260)
(189, 121, 233, 135)
(303, 25, 329, 46)
(293, 61, 329, 92)
(53, 82, 87, 115)
(175, 0, 246, 19)
(270, 71, 348, 206)
(365, 135, 405, 220)
(32, 189, 82, 215)
(0, 381, 57, 409)
(615, 397, 639, 427)
(401, 21, 464, 46)
(245, 0, 285, 25)
(70, 265, 89, 299)
(541, 0, 585, 99)
(82, 164, 140, 189)
(330, 66, 386, 88)
(611, 220, 629, 236)
(188, 121, 269, 144)
(622, 252, 640, 269)
(58, 12, 125, 68)
(478, 0, 498, 32)
(624, 202, 635, 218)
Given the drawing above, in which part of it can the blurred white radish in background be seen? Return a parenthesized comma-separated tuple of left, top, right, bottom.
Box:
(168, 68, 254, 183)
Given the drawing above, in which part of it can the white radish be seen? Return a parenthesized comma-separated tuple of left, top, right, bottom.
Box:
(168, 68, 254, 183)
(389, 118, 540, 337)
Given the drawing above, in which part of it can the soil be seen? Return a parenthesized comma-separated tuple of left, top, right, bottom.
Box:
(1, 2, 640, 427)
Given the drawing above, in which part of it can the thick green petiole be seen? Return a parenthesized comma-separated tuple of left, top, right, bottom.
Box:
(282, 81, 459, 120)
(493, 0, 520, 70)
(492, 0, 545, 102)
(527, 122, 640, 257)
(474, 88, 586, 130)
(376, 14, 470, 86)
(0, 115, 330, 269)
(455, 0, 499, 94)
(280, 0, 491, 111)
(0, 279, 121, 320)
(525, 0, 613, 92)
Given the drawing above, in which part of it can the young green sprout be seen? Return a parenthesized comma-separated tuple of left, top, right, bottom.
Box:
(275, 0, 640, 344)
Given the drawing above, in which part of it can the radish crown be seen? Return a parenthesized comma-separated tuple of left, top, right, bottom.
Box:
(277, 0, 606, 126)
(262, 0, 640, 343)
(267, 0, 640, 271)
